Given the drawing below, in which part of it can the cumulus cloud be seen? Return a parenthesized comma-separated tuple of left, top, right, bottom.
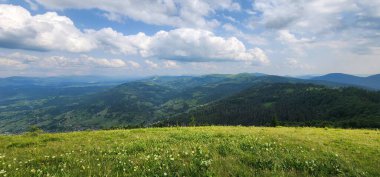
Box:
(33, 0, 240, 29)
(126, 61, 140, 68)
(251, 0, 380, 55)
(277, 30, 315, 56)
(253, 0, 357, 31)
(285, 58, 313, 70)
(1, 53, 138, 69)
(145, 60, 159, 69)
(163, 60, 180, 69)
(0, 57, 27, 69)
(0, 4, 96, 52)
(277, 30, 313, 44)
(144, 28, 268, 64)
(0, 5, 267, 64)
(253, 0, 380, 35)
(80, 55, 127, 68)
(91, 28, 269, 64)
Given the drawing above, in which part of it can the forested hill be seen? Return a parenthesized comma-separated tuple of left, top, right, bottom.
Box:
(160, 83, 380, 128)
(311, 73, 380, 90)
(1, 74, 379, 133)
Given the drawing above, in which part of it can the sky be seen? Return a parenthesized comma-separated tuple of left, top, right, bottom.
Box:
(0, 0, 379, 77)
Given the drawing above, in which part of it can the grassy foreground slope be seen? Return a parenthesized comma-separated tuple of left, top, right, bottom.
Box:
(0, 127, 379, 176)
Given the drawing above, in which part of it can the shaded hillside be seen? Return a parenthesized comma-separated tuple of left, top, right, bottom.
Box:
(312, 73, 380, 90)
(161, 83, 380, 128)
(35, 74, 299, 131)
(0, 74, 376, 133)
(0, 74, 305, 132)
(0, 76, 133, 103)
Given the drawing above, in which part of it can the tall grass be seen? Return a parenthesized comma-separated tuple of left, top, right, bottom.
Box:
(0, 126, 379, 176)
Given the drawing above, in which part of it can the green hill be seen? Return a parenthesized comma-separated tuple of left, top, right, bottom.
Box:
(0, 74, 301, 132)
(162, 83, 380, 128)
(0, 74, 377, 133)
(312, 73, 380, 90)
(0, 127, 379, 176)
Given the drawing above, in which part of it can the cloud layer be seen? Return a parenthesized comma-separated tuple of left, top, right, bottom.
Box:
(91, 28, 268, 64)
(0, 53, 137, 69)
(0, 4, 95, 52)
(1, 1, 380, 76)
(0, 4, 268, 65)
(34, 0, 240, 29)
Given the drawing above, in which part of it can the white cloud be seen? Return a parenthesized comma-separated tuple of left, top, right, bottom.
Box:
(190, 62, 218, 70)
(102, 12, 123, 23)
(222, 23, 240, 33)
(80, 55, 127, 68)
(285, 58, 313, 70)
(90, 28, 269, 65)
(88, 28, 150, 56)
(163, 60, 179, 69)
(126, 61, 140, 68)
(33, 0, 240, 29)
(277, 30, 315, 56)
(143, 28, 268, 64)
(0, 57, 27, 69)
(253, 0, 357, 31)
(277, 30, 313, 44)
(0, 4, 96, 52)
(251, 0, 380, 55)
(2, 53, 136, 69)
(252, 0, 380, 36)
(0, 5, 267, 65)
(145, 60, 159, 69)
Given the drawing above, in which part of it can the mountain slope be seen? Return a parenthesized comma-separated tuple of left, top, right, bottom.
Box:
(311, 73, 380, 90)
(0, 74, 304, 132)
(161, 83, 380, 128)
(1, 73, 378, 133)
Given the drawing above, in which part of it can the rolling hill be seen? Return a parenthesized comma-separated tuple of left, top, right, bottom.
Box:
(160, 83, 380, 128)
(0, 73, 379, 133)
(311, 73, 380, 90)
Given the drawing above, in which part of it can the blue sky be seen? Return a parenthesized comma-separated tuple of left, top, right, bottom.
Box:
(0, 0, 379, 77)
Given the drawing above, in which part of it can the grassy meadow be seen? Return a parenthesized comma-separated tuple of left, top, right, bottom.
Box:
(0, 126, 379, 176)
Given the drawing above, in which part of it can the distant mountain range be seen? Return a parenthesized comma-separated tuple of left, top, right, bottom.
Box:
(161, 83, 380, 128)
(311, 73, 380, 90)
(0, 73, 379, 133)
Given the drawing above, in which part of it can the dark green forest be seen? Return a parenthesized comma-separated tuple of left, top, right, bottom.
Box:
(1, 74, 379, 133)
(160, 83, 380, 128)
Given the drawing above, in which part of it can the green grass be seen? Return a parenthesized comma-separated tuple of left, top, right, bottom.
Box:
(0, 126, 379, 176)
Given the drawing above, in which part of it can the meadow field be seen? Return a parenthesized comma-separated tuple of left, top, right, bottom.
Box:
(0, 126, 379, 177)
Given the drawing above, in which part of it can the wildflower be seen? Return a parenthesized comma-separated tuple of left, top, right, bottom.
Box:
(0, 170, 6, 174)
(31, 169, 36, 173)
(164, 172, 167, 176)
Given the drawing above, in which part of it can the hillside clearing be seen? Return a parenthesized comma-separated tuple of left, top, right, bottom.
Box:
(0, 126, 379, 176)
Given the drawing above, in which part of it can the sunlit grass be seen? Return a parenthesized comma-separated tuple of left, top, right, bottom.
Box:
(0, 126, 379, 176)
